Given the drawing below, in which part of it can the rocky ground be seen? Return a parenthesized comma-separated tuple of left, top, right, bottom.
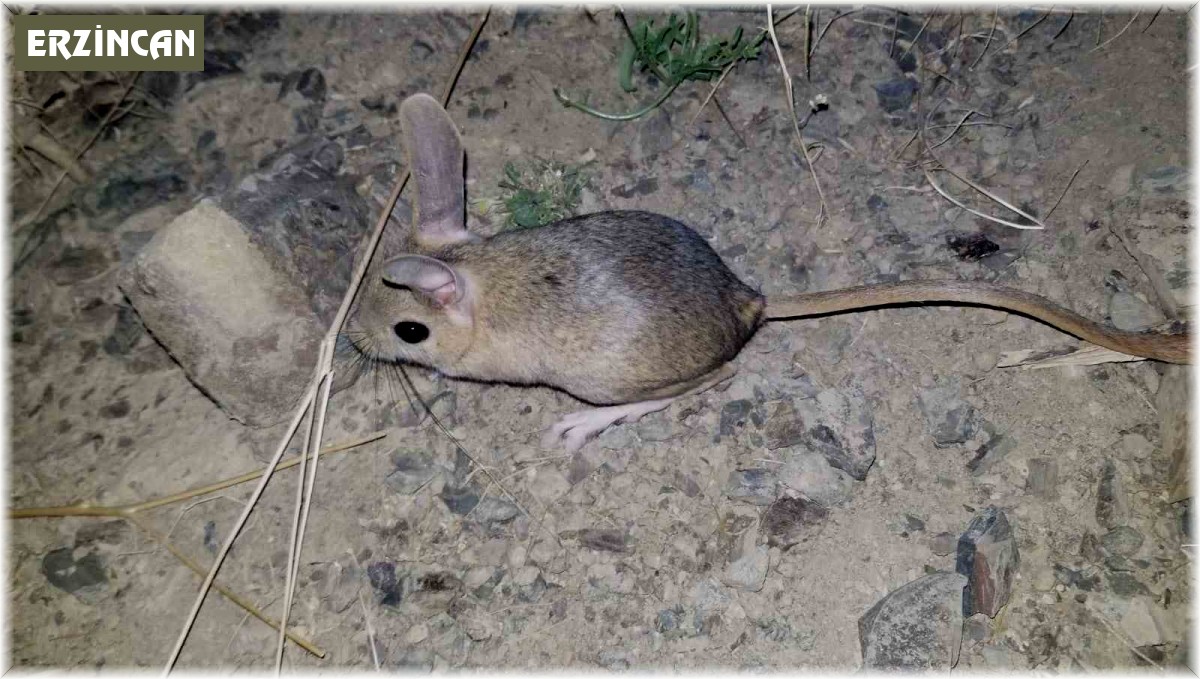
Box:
(7, 7, 1192, 671)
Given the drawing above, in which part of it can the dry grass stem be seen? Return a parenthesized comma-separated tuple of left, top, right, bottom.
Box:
(767, 4, 829, 226)
(923, 169, 1043, 230)
(971, 9, 999, 69)
(1042, 159, 1086, 221)
(124, 514, 326, 658)
(9, 431, 387, 520)
(1091, 11, 1141, 52)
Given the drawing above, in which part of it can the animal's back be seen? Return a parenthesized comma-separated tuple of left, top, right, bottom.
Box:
(447, 211, 765, 403)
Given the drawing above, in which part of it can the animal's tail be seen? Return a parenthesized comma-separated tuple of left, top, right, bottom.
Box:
(766, 280, 1190, 364)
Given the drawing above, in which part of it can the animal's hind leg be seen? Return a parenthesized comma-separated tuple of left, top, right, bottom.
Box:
(542, 363, 737, 452)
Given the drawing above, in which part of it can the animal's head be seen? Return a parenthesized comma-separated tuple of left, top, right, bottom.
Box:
(346, 93, 478, 371)
(349, 252, 475, 370)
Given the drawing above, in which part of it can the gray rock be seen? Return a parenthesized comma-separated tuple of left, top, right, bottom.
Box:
(929, 532, 957, 556)
(440, 484, 481, 516)
(808, 323, 853, 364)
(726, 468, 779, 506)
(859, 571, 968, 670)
(778, 448, 858, 506)
(1119, 597, 1164, 646)
(1024, 458, 1058, 499)
(119, 138, 376, 426)
(967, 424, 1016, 475)
(597, 648, 634, 670)
(957, 507, 1019, 618)
(636, 411, 677, 442)
(722, 531, 769, 592)
(102, 305, 145, 356)
(567, 528, 629, 553)
(963, 613, 992, 643)
(41, 548, 108, 603)
(765, 389, 876, 480)
(918, 383, 978, 446)
(1140, 165, 1188, 193)
(1101, 526, 1144, 557)
(1108, 291, 1166, 331)
(1107, 571, 1150, 597)
(366, 561, 401, 606)
(474, 497, 520, 525)
(656, 605, 686, 637)
(385, 450, 439, 495)
(874, 78, 918, 114)
(719, 399, 755, 438)
(637, 108, 674, 158)
(1096, 460, 1128, 530)
(762, 496, 828, 548)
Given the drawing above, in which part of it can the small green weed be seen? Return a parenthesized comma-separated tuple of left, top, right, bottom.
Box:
(555, 11, 764, 121)
(488, 158, 592, 230)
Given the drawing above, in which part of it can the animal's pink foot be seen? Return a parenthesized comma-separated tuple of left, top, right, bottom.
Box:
(541, 399, 673, 451)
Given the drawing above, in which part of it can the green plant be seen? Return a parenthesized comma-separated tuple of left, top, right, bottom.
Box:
(554, 12, 764, 121)
(493, 158, 592, 230)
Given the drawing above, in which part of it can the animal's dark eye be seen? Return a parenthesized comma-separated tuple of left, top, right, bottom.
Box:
(394, 322, 429, 344)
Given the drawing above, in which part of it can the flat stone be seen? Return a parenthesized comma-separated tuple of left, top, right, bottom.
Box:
(956, 507, 1019, 617)
(722, 530, 769, 592)
(726, 468, 779, 506)
(1024, 458, 1058, 499)
(859, 571, 967, 670)
(41, 548, 108, 603)
(778, 448, 858, 507)
(118, 138, 377, 426)
(918, 383, 978, 446)
(765, 389, 876, 480)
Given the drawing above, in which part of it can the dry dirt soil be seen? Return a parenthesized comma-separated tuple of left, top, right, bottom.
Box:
(6, 7, 1193, 671)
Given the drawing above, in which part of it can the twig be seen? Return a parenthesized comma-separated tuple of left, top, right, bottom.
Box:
(990, 8, 1051, 57)
(900, 12, 934, 58)
(810, 7, 857, 55)
(923, 169, 1043, 230)
(689, 59, 737, 126)
(711, 97, 748, 148)
(889, 8, 900, 57)
(767, 4, 828, 227)
(1142, 6, 1163, 32)
(8, 431, 387, 519)
(803, 5, 812, 80)
(1042, 159, 1086, 221)
(1091, 11, 1140, 52)
(929, 109, 987, 149)
(918, 92, 1043, 230)
(689, 6, 803, 129)
(125, 514, 326, 658)
(275, 396, 316, 672)
(1052, 9, 1073, 40)
(970, 8, 998, 69)
(276, 368, 332, 673)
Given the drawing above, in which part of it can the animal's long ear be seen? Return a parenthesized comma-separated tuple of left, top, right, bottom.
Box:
(400, 94, 470, 248)
(381, 254, 463, 308)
